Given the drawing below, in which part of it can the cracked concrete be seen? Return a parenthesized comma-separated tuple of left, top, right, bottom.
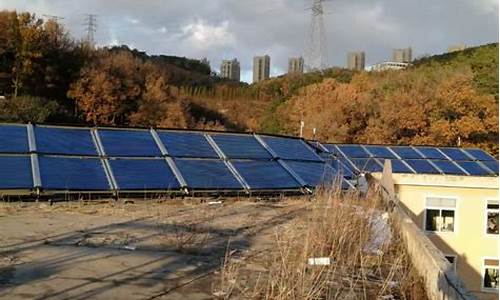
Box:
(0, 199, 306, 299)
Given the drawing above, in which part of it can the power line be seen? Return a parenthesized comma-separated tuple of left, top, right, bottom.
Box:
(42, 14, 65, 22)
(83, 14, 97, 46)
(304, 0, 328, 71)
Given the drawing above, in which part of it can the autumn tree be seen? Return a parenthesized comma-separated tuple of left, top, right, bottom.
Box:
(68, 50, 144, 125)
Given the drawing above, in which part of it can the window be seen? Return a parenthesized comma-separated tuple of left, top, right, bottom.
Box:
(425, 197, 456, 232)
(483, 259, 499, 291)
(486, 200, 499, 235)
(445, 255, 457, 272)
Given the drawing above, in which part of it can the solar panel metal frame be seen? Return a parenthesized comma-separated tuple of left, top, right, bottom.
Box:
(389, 146, 424, 159)
(34, 125, 99, 156)
(38, 155, 112, 192)
(455, 161, 494, 176)
(97, 127, 162, 157)
(108, 157, 182, 191)
(438, 147, 473, 161)
(258, 134, 323, 162)
(283, 160, 340, 188)
(334, 144, 371, 159)
(231, 159, 303, 190)
(174, 158, 245, 191)
(157, 130, 219, 158)
(362, 145, 398, 159)
(0, 154, 34, 191)
(463, 148, 497, 161)
(210, 133, 272, 160)
(0, 123, 29, 154)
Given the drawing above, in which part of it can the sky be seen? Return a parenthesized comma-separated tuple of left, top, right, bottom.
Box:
(1, 0, 498, 83)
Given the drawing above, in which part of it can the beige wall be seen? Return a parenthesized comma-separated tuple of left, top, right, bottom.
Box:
(388, 174, 499, 299)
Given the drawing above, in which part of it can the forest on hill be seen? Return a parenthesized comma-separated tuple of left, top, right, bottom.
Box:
(0, 11, 498, 155)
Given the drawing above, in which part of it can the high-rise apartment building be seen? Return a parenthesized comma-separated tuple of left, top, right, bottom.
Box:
(220, 59, 240, 81)
(253, 55, 270, 83)
(392, 47, 412, 63)
(347, 51, 365, 71)
(288, 57, 304, 74)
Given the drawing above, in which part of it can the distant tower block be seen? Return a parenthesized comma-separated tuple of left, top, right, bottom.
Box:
(304, 0, 328, 71)
(220, 58, 240, 81)
(347, 51, 365, 71)
(288, 57, 304, 74)
(392, 47, 412, 63)
(253, 55, 270, 83)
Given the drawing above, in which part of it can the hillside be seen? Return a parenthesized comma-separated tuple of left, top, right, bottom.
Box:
(188, 43, 498, 156)
(0, 10, 497, 155)
(412, 43, 498, 99)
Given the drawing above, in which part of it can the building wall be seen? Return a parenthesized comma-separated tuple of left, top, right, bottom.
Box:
(253, 55, 270, 83)
(390, 174, 499, 299)
(220, 59, 240, 81)
(392, 47, 412, 63)
(288, 57, 304, 74)
(347, 51, 365, 70)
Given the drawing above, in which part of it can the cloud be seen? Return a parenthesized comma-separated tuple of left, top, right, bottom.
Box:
(0, 0, 497, 83)
(181, 19, 235, 50)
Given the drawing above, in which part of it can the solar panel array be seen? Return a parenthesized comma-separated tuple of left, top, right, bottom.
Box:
(0, 124, 352, 195)
(322, 144, 499, 176)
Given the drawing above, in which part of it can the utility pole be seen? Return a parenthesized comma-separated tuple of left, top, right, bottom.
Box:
(83, 14, 97, 46)
(304, 0, 328, 71)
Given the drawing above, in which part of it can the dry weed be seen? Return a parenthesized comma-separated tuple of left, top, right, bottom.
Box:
(218, 187, 427, 300)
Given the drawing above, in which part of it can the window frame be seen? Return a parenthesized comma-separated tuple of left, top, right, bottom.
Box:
(481, 257, 499, 292)
(423, 196, 458, 234)
(485, 199, 499, 237)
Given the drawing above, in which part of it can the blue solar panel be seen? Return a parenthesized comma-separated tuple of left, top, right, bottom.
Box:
(439, 148, 471, 161)
(463, 148, 496, 161)
(284, 160, 338, 187)
(336, 145, 371, 158)
(109, 159, 180, 190)
(321, 144, 340, 156)
(390, 160, 414, 173)
(455, 161, 492, 176)
(39, 156, 109, 190)
(158, 131, 219, 158)
(35, 126, 97, 156)
(430, 160, 467, 175)
(350, 158, 383, 172)
(363, 145, 397, 159)
(389, 146, 423, 159)
(0, 156, 33, 189)
(404, 160, 441, 174)
(327, 158, 356, 179)
(482, 160, 499, 175)
(232, 160, 300, 189)
(211, 134, 272, 159)
(262, 136, 321, 161)
(175, 159, 242, 189)
(0, 124, 29, 153)
(99, 129, 161, 157)
(413, 147, 448, 160)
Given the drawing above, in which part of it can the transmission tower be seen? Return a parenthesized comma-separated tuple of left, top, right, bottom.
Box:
(304, 0, 328, 71)
(83, 14, 97, 46)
